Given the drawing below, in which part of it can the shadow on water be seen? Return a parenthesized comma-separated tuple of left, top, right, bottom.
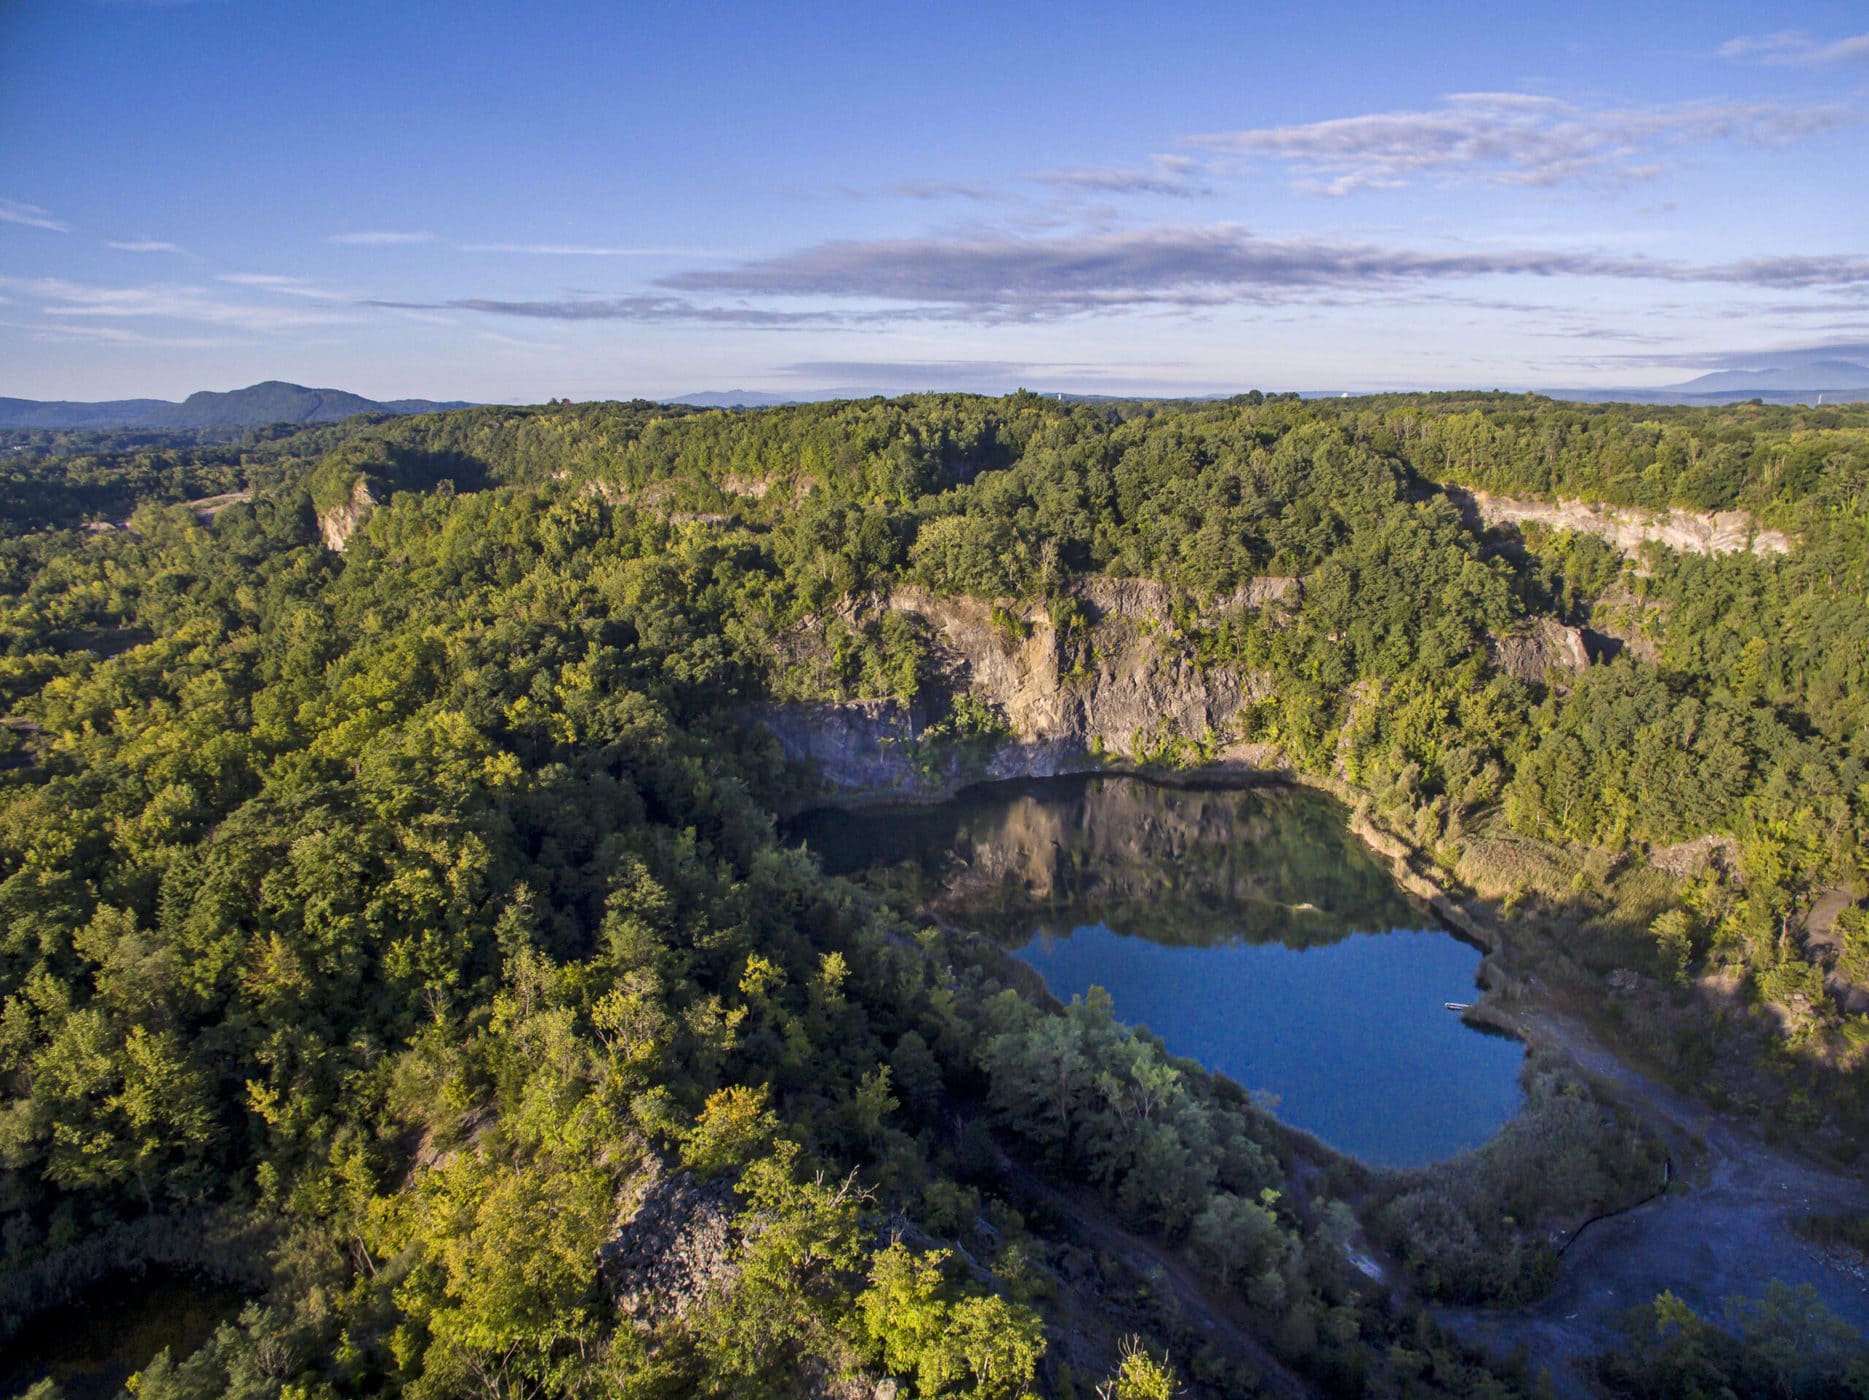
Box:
(788, 774, 1526, 1167)
(0, 1268, 245, 1400)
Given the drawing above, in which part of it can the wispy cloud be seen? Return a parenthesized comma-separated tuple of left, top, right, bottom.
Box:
(876, 180, 1005, 203)
(0, 199, 69, 232)
(384, 306, 457, 328)
(476, 327, 558, 350)
(858, 161, 1208, 209)
(1185, 93, 1852, 193)
(365, 295, 828, 326)
(107, 239, 183, 254)
(218, 272, 350, 301)
(2, 275, 362, 331)
(1025, 156, 1209, 199)
(1, 318, 233, 349)
(658, 224, 1869, 322)
(1717, 31, 1808, 59)
(1719, 31, 1869, 65)
(328, 229, 435, 245)
(458, 242, 720, 257)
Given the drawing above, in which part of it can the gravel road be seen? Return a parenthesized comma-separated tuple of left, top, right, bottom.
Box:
(1442, 1005, 1869, 1396)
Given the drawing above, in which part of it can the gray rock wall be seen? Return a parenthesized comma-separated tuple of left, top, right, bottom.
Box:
(760, 579, 1282, 800)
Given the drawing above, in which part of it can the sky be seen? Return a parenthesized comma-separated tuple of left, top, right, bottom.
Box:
(1, 0, 1866, 403)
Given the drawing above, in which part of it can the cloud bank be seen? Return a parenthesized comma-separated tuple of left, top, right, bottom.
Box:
(655, 225, 1869, 322)
(1185, 93, 1852, 193)
(366, 295, 826, 327)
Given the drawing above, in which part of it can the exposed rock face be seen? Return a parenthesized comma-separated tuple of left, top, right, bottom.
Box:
(599, 1164, 741, 1325)
(1442, 485, 1791, 559)
(759, 579, 1282, 799)
(758, 698, 932, 798)
(890, 583, 1266, 752)
(316, 479, 377, 552)
(1585, 583, 1668, 664)
(1074, 573, 1297, 620)
(1224, 575, 1301, 609)
(186, 490, 252, 522)
(1488, 617, 1591, 685)
(1647, 833, 1740, 880)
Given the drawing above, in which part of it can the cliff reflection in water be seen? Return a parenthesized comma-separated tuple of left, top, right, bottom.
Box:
(791, 775, 1525, 1165)
(793, 774, 1417, 950)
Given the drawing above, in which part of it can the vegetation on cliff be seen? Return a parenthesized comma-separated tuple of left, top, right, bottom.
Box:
(2, 390, 1867, 1395)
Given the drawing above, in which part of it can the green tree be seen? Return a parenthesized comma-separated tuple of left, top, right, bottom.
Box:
(858, 1242, 1045, 1399)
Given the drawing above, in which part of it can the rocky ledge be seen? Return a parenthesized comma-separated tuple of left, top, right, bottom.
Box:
(599, 1162, 741, 1325)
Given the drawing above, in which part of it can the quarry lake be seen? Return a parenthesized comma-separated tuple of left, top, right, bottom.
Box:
(791, 775, 1525, 1166)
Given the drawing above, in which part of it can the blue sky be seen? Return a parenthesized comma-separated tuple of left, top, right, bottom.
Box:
(2, 0, 1865, 402)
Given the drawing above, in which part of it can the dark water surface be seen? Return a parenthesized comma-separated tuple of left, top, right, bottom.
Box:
(790, 775, 1524, 1166)
(0, 1269, 244, 1400)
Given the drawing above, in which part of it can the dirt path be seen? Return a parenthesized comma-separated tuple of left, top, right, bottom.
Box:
(998, 1157, 1317, 1400)
(1441, 1004, 1869, 1397)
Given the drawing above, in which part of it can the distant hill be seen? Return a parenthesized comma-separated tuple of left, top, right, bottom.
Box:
(1669, 361, 1869, 398)
(1544, 383, 1869, 408)
(669, 387, 892, 408)
(0, 381, 474, 430)
(1545, 355, 1869, 407)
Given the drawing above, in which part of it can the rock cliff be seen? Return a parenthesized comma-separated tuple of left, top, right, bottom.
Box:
(1487, 616, 1591, 685)
(599, 1162, 741, 1325)
(759, 578, 1283, 800)
(1442, 485, 1790, 559)
(316, 478, 377, 552)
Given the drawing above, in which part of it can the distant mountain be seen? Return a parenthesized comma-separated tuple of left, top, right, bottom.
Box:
(0, 381, 473, 430)
(669, 387, 897, 408)
(1544, 351, 1869, 407)
(1669, 361, 1869, 397)
(0, 397, 178, 430)
(1545, 383, 1869, 408)
(670, 389, 807, 408)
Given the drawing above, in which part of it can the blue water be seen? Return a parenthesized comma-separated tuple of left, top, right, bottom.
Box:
(789, 775, 1526, 1167)
(1017, 921, 1525, 1166)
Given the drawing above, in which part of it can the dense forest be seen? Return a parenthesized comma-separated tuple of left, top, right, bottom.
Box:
(2, 391, 1867, 1398)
